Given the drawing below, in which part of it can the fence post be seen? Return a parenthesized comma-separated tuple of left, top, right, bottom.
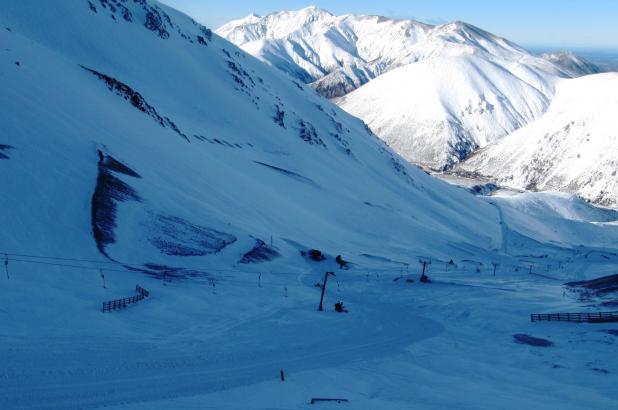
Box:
(318, 272, 335, 311)
(4, 254, 9, 280)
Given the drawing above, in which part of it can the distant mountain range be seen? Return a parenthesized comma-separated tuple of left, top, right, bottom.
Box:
(217, 7, 601, 170)
(539, 51, 600, 77)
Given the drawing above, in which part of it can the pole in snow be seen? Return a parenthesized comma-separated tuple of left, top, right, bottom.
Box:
(419, 260, 430, 282)
(318, 272, 335, 311)
(492, 263, 498, 276)
(4, 254, 9, 280)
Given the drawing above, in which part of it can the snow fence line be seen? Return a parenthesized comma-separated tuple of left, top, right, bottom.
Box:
(310, 398, 349, 404)
(102, 285, 150, 312)
(531, 311, 618, 323)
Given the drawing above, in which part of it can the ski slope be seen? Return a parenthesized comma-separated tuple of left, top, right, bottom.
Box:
(1, 1, 617, 409)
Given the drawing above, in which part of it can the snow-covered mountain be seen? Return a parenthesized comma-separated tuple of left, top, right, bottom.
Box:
(0, 0, 506, 278)
(457, 73, 618, 208)
(338, 51, 560, 170)
(540, 51, 601, 77)
(216, 7, 432, 98)
(3, 2, 618, 409)
(218, 8, 579, 169)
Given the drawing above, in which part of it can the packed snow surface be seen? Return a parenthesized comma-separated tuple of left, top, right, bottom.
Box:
(458, 73, 618, 208)
(1, 1, 618, 409)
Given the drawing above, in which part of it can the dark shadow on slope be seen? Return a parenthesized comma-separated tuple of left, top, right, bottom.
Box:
(468, 182, 499, 196)
(81, 65, 189, 142)
(567, 274, 618, 296)
(88, 0, 214, 46)
(149, 214, 237, 256)
(253, 161, 318, 186)
(0, 144, 14, 159)
(126, 263, 207, 281)
(297, 119, 326, 147)
(240, 239, 280, 264)
(91, 150, 141, 257)
(513, 334, 554, 347)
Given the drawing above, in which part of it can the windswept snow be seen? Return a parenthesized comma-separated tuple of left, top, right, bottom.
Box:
(458, 73, 618, 208)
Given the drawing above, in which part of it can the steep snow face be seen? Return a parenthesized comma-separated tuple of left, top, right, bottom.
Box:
(0, 0, 505, 274)
(541, 51, 601, 77)
(338, 54, 558, 170)
(217, 7, 433, 97)
(217, 8, 576, 169)
(216, 9, 573, 97)
(458, 73, 618, 208)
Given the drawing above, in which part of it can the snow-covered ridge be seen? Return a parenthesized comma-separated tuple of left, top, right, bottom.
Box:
(217, 6, 433, 97)
(457, 72, 618, 208)
(540, 51, 601, 77)
(217, 7, 585, 98)
(337, 51, 561, 169)
(218, 7, 592, 170)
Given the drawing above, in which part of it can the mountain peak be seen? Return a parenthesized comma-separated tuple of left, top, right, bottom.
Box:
(276, 5, 334, 23)
(540, 51, 600, 77)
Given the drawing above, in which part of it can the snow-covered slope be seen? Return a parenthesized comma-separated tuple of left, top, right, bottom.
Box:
(3, 3, 618, 409)
(0, 0, 506, 279)
(458, 73, 618, 208)
(338, 49, 559, 169)
(541, 51, 601, 77)
(218, 8, 588, 170)
(216, 7, 432, 98)
(217, 7, 574, 169)
(218, 9, 615, 172)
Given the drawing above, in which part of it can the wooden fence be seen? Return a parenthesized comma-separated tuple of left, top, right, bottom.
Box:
(310, 398, 349, 404)
(531, 311, 618, 323)
(102, 285, 149, 312)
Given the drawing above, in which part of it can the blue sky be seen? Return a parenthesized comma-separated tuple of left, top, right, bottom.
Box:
(159, 0, 618, 49)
